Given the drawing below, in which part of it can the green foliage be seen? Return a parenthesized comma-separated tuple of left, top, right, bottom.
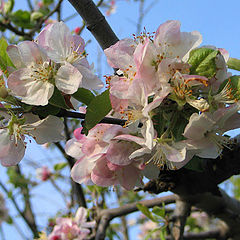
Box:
(0, 37, 15, 76)
(231, 176, 240, 200)
(72, 88, 95, 106)
(84, 89, 112, 133)
(43, 0, 54, 5)
(136, 203, 158, 222)
(32, 104, 60, 118)
(49, 87, 70, 109)
(9, 10, 35, 29)
(152, 205, 165, 219)
(7, 167, 29, 189)
(53, 162, 68, 171)
(227, 57, 240, 71)
(188, 48, 218, 79)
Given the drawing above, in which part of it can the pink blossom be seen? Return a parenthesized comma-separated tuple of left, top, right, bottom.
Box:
(0, 113, 64, 166)
(36, 166, 52, 181)
(74, 27, 81, 35)
(48, 207, 95, 240)
(36, 21, 103, 90)
(66, 124, 148, 189)
(7, 41, 82, 105)
(183, 103, 240, 159)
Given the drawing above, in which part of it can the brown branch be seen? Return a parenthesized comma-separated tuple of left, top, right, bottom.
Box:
(171, 198, 191, 240)
(67, 0, 119, 50)
(0, 179, 38, 238)
(95, 194, 177, 240)
(57, 109, 126, 126)
(54, 142, 87, 208)
(165, 228, 225, 239)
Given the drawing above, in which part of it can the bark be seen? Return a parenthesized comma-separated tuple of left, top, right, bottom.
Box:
(67, 0, 119, 50)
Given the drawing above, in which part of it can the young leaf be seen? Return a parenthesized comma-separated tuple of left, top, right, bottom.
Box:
(10, 10, 35, 29)
(188, 48, 218, 79)
(32, 104, 60, 118)
(84, 89, 112, 132)
(49, 87, 70, 109)
(54, 162, 68, 171)
(72, 88, 95, 105)
(227, 58, 240, 71)
(0, 38, 15, 76)
(152, 206, 165, 218)
(136, 203, 158, 222)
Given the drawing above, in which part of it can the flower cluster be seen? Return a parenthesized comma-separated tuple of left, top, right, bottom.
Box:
(47, 207, 95, 240)
(0, 21, 104, 166)
(66, 20, 240, 190)
(7, 21, 103, 106)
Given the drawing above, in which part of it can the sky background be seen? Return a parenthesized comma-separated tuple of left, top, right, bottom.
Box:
(1, 0, 240, 239)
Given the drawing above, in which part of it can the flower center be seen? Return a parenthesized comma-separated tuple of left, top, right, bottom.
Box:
(30, 61, 55, 84)
(66, 41, 85, 64)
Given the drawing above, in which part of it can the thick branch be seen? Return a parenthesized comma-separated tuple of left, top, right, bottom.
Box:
(171, 198, 191, 240)
(67, 0, 119, 50)
(95, 194, 177, 240)
(165, 228, 224, 239)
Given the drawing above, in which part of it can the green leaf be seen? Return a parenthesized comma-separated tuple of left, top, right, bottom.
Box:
(0, 38, 15, 76)
(218, 75, 240, 100)
(7, 167, 28, 188)
(227, 58, 240, 71)
(84, 89, 112, 132)
(188, 48, 218, 78)
(43, 0, 54, 5)
(184, 156, 204, 172)
(72, 88, 95, 105)
(54, 162, 68, 171)
(136, 203, 158, 222)
(32, 104, 60, 118)
(10, 10, 35, 29)
(6, 216, 13, 225)
(152, 206, 165, 218)
(49, 88, 70, 109)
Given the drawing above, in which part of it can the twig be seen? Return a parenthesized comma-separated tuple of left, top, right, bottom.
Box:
(95, 194, 177, 240)
(0, 180, 38, 237)
(26, 0, 33, 11)
(67, 0, 119, 50)
(54, 142, 87, 208)
(57, 109, 126, 126)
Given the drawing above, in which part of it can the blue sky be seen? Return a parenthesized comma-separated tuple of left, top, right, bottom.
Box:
(1, 0, 240, 239)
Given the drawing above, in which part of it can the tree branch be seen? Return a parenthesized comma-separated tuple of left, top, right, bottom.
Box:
(54, 142, 87, 208)
(67, 0, 119, 50)
(171, 198, 191, 240)
(57, 109, 126, 126)
(95, 194, 177, 240)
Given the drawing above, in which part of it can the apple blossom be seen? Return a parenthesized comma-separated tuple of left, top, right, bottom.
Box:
(36, 21, 103, 90)
(36, 166, 52, 181)
(7, 41, 82, 105)
(48, 207, 95, 240)
(183, 104, 240, 159)
(66, 124, 151, 189)
(0, 112, 64, 166)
